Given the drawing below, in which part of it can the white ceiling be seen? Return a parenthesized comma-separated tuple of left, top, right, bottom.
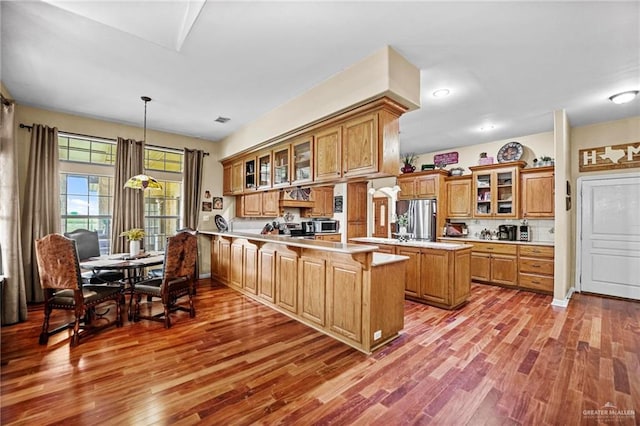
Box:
(2, 1, 639, 156)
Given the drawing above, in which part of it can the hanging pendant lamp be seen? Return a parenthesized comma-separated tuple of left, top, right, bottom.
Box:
(124, 96, 163, 190)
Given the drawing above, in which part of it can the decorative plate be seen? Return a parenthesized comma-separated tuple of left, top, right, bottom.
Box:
(214, 215, 228, 232)
(497, 141, 524, 163)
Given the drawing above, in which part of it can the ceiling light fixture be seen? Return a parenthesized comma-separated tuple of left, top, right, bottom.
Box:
(124, 96, 162, 190)
(608, 90, 639, 104)
(432, 88, 451, 98)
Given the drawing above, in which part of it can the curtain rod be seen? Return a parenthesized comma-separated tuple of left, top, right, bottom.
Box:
(18, 123, 209, 156)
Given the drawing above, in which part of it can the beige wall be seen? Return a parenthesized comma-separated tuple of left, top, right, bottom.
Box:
(415, 131, 554, 172)
(553, 110, 572, 303)
(13, 105, 224, 276)
(218, 45, 421, 159)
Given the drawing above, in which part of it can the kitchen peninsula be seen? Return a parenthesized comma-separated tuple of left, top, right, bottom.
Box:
(202, 231, 409, 354)
(350, 238, 473, 310)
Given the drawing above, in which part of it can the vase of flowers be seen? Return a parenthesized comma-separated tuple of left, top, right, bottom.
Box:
(396, 213, 409, 234)
(401, 153, 417, 173)
(120, 228, 145, 257)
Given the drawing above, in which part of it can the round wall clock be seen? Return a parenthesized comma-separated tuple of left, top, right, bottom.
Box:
(497, 141, 523, 163)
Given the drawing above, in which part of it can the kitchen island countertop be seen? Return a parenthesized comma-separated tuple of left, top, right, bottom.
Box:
(350, 237, 473, 251)
(438, 237, 555, 247)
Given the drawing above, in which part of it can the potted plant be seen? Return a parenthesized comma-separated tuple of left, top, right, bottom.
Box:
(401, 153, 417, 173)
(120, 228, 145, 257)
(395, 213, 409, 234)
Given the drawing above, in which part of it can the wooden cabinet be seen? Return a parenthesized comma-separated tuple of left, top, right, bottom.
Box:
(342, 113, 378, 178)
(521, 167, 555, 218)
(314, 233, 341, 242)
(243, 244, 258, 294)
(230, 241, 244, 290)
(258, 246, 276, 303)
(416, 175, 438, 198)
(303, 186, 334, 217)
(222, 160, 244, 195)
(211, 236, 231, 283)
(292, 137, 313, 185)
(396, 246, 421, 298)
(372, 244, 395, 254)
(419, 248, 471, 309)
(445, 176, 472, 218)
(397, 171, 444, 200)
(276, 248, 298, 314)
(518, 245, 554, 293)
(470, 162, 525, 219)
(223, 163, 233, 195)
(314, 125, 342, 182)
(299, 256, 326, 326)
(326, 260, 362, 343)
(257, 151, 272, 189)
(235, 191, 279, 217)
(397, 177, 415, 200)
(470, 242, 518, 287)
(347, 181, 368, 239)
(244, 157, 257, 190)
(272, 145, 291, 188)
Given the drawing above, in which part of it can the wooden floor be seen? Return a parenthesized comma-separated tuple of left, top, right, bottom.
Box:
(1, 280, 638, 425)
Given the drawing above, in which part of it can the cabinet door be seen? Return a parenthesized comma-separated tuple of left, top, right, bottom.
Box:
(242, 192, 262, 217)
(420, 249, 450, 305)
(243, 244, 258, 294)
(230, 242, 244, 289)
(326, 260, 362, 343)
(521, 170, 554, 217)
(396, 246, 421, 297)
(276, 250, 298, 314)
(446, 178, 472, 218)
(471, 251, 491, 281)
(314, 125, 342, 182)
(490, 254, 518, 287)
(342, 113, 378, 177)
(218, 237, 231, 283)
(315, 234, 341, 242)
(244, 157, 256, 190)
(494, 168, 518, 218)
(309, 186, 331, 217)
(292, 137, 313, 185)
(272, 146, 290, 187)
(397, 177, 416, 200)
(416, 175, 437, 198)
(347, 182, 368, 222)
(473, 171, 493, 217)
(322, 186, 335, 216)
(299, 256, 326, 326)
(257, 152, 272, 188)
(211, 237, 220, 278)
(374, 244, 395, 254)
(231, 161, 244, 194)
(258, 249, 276, 303)
(261, 191, 280, 217)
(223, 163, 233, 195)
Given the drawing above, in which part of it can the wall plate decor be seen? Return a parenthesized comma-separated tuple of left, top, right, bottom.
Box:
(497, 141, 523, 163)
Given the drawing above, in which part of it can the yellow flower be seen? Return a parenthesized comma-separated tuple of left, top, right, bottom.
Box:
(120, 228, 145, 241)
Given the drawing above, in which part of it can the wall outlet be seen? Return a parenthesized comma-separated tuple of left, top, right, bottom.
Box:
(373, 330, 382, 340)
(203, 215, 211, 222)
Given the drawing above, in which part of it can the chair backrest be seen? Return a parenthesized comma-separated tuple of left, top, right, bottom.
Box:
(64, 229, 101, 260)
(162, 231, 197, 282)
(35, 234, 83, 290)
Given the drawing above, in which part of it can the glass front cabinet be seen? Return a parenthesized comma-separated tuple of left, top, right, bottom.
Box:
(257, 151, 272, 189)
(244, 157, 256, 190)
(470, 162, 524, 219)
(291, 136, 313, 185)
(272, 146, 290, 187)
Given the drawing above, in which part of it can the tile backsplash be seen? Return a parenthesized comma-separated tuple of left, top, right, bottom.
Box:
(450, 218, 555, 243)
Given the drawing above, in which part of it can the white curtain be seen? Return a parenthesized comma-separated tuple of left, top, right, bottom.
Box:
(0, 97, 28, 324)
(21, 124, 60, 303)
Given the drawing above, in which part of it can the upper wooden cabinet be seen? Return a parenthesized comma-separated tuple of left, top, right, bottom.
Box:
(469, 162, 525, 219)
(291, 137, 313, 185)
(303, 186, 334, 218)
(314, 125, 342, 182)
(445, 176, 472, 218)
(520, 166, 555, 218)
(257, 151, 272, 189)
(236, 191, 279, 217)
(397, 170, 445, 200)
(223, 160, 244, 195)
(272, 145, 290, 188)
(342, 113, 378, 178)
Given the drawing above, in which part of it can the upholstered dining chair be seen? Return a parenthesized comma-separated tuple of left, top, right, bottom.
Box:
(133, 231, 197, 328)
(64, 228, 125, 284)
(148, 227, 197, 279)
(35, 233, 123, 346)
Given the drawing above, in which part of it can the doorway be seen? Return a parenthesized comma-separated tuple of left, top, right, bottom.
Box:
(577, 173, 640, 300)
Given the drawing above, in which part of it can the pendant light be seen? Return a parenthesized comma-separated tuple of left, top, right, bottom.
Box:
(124, 96, 163, 190)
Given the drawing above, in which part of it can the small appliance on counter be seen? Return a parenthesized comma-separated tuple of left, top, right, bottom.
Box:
(498, 224, 518, 241)
(311, 218, 340, 234)
(445, 222, 468, 237)
(519, 222, 532, 241)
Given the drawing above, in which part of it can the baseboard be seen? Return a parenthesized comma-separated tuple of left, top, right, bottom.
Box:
(551, 287, 575, 308)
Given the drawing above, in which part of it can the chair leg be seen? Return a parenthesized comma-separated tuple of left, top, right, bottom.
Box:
(163, 303, 171, 328)
(71, 314, 82, 347)
(39, 304, 52, 345)
(115, 299, 123, 327)
(188, 291, 195, 318)
(133, 293, 142, 322)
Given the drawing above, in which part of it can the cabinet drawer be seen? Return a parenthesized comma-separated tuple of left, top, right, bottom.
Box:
(519, 245, 554, 258)
(471, 242, 518, 255)
(519, 273, 554, 292)
(519, 258, 554, 275)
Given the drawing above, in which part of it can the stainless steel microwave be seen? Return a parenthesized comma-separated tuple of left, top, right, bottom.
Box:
(312, 219, 339, 234)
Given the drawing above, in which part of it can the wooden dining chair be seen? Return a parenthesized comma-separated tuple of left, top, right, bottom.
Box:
(35, 234, 123, 346)
(132, 231, 197, 328)
(64, 228, 125, 284)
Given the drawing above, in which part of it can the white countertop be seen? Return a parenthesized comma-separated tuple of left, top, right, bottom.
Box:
(199, 231, 379, 254)
(371, 252, 410, 266)
(349, 237, 473, 251)
(438, 237, 555, 247)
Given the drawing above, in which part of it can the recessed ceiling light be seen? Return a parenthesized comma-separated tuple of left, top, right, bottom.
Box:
(608, 90, 639, 104)
(479, 124, 496, 131)
(432, 89, 451, 98)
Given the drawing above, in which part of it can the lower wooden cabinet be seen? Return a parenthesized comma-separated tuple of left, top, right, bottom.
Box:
(276, 247, 299, 314)
(518, 245, 554, 293)
(314, 233, 341, 242)
(299, 256, 326, 326)
(326, 260, 362, 343)
(258, 246, 276, 303)
(470, 242, 518, 287)
(396, 246, 421, 298)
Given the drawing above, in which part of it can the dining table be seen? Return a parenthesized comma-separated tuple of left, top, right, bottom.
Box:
(80, 251, 165, 319)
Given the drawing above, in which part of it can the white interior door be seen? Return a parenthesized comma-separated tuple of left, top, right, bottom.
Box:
(579, 174, 640, 300)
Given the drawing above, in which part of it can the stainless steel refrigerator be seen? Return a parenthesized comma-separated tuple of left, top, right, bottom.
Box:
(396, 199, 437, 241)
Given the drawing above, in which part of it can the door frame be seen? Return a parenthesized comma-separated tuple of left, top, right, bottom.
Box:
(575, 172, 639, 294)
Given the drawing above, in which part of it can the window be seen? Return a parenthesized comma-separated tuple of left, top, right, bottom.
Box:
(59, 135, 183, 255)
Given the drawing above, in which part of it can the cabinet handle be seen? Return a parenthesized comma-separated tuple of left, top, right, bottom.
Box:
(532, 264, 541, 268)
(532, 280, 540, 284)
(487, 247, 494, 250)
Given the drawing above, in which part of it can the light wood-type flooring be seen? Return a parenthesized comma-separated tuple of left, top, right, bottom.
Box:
(1, 281, 639, 425)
